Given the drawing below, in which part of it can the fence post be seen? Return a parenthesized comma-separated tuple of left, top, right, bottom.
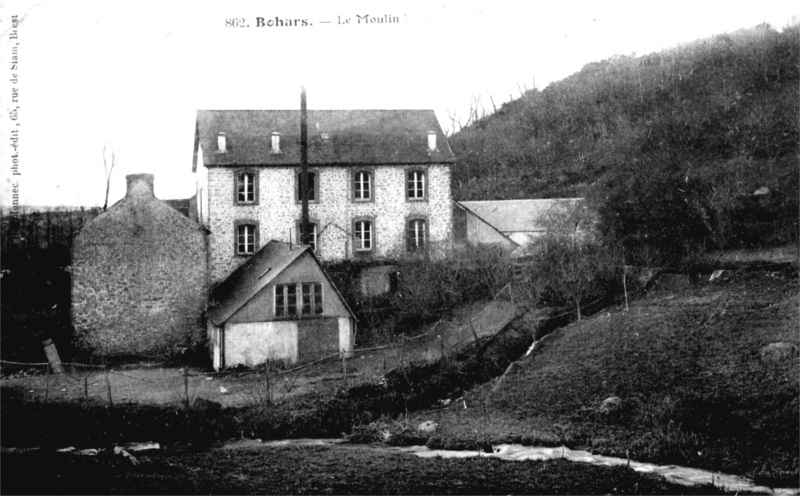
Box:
(183, 367, 190, 409)
(44, 366, 50, 404)
(266, 361, 272, 405)
(470, 319, 480, 351)
(105, 368, 113, 409)
(623, 269, 629, 312)
(342, 353, 348, 387)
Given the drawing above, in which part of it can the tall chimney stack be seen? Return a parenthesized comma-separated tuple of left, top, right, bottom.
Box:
(300, 87, 310, 246)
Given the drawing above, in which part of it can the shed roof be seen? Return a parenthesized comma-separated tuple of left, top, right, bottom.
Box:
(207, 240, 354, 326)
(194, 109, 455, 169)
(459, 198, 585, 233)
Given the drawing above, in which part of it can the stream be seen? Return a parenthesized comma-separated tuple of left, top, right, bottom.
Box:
(221, 438, 799, 495)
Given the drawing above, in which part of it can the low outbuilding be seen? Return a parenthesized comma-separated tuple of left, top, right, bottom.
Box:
(456, 198, 594, 256)
(206, 240, 355, 371)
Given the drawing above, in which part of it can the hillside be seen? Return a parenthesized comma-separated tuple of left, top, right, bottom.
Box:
(449, 23, 799, 259)
(411, 268, 799, 485)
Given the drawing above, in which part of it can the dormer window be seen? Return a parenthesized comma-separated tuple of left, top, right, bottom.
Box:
(271, 132, 281, 154)
(217, 132, 227, 153)
(427, 131, 437, 151)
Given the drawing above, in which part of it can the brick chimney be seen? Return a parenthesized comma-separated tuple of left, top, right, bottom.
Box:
(126, 173, 155, 199)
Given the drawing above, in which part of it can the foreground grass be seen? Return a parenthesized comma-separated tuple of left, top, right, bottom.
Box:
(408, 270, 799, 486)
(0, 444, 728, 495)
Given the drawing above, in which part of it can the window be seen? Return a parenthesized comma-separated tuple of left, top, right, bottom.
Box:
(296, 171, 318, 203)
(297, 221, 318, 252)
(275, 282, 323, 316)
(236, 223, 258, 255)
(235, 171, 258, 205)
(353, 219, 374, 252)
(407, 218, 428, 252)
(353, 170, 373, 202)
(301, 283, 324, 314)
(406, 170, 427, 200)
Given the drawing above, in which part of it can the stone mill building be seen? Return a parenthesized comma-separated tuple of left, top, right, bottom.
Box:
(71, 174, 208, 358)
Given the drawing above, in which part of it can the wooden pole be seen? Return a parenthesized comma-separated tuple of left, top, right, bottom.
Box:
(266, 361, 272, 405)
(183, 368, 190, 409)
(105, 369, 113, 409)
(300, 86, 310, 246)
(44, 366, 50, 404)
(84, 375, 89, 400)
(623, 270, 629, 312)
(342, 353, 348, 387)
(470, 319, 480, 351)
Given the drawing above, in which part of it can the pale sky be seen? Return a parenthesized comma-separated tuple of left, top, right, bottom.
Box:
(0, 0, 797, 208)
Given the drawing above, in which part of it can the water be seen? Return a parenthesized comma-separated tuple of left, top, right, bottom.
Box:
(225, 438, 799, 495)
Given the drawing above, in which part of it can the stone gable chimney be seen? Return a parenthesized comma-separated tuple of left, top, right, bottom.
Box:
(126, 173, 155, 199)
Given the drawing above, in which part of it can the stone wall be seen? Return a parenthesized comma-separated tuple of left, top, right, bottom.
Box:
(71, 174, 208, 358)
(207, 164, 453, 282)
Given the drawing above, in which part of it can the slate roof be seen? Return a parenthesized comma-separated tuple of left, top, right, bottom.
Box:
(207, 240, 354, 326)
(458, 198, 586, 233)
(193, 109, 455, 170)
(163, 198, 191, 218)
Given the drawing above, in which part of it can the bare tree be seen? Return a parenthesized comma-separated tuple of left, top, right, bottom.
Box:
(102, 143, 118, 211)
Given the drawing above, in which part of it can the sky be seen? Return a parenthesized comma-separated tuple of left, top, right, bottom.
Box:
(0, 0, 797, 208)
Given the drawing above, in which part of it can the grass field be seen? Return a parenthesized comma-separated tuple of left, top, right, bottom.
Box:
(407, 269, 799, 485)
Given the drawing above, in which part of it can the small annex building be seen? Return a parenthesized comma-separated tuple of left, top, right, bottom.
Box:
(206, 240, 355, 371)
(71, 174, 208, 358)
(456, 198, 593, 256)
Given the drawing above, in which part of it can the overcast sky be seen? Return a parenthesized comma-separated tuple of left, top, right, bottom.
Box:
(0, 0, 797, 208)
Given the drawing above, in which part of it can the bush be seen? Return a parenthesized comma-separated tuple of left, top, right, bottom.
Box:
(324, 246, 516, 346)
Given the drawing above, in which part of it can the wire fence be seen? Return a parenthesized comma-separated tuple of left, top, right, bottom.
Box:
(0, 285, 526, 410)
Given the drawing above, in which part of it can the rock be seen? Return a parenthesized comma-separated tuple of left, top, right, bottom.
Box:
(113, 447, 139, 466)
(598, 396, 623, 415)
(219, 386, 229, 394)
(417, 421, 437, 435)
(124, 442, 160, 452)
(709, 269, 729, 282)
(753, 186, 770, 196)
(759, 342, 798, 363)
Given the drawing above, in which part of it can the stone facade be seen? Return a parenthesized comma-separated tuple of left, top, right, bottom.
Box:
(205, 164, 452, 282)
(71, 174, 208, 358)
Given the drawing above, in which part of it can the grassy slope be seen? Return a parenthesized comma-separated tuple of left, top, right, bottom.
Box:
(449, 23, 799, 202)
(414, 270, 799, 484)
